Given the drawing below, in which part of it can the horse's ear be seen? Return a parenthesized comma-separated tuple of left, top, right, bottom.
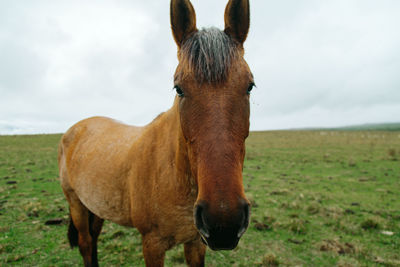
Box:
(170, 0, 197, 48)
(224, 0, 250, 44)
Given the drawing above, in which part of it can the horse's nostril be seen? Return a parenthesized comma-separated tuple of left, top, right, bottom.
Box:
(237, 201, 250, 238)
(194, 203, 210, 238)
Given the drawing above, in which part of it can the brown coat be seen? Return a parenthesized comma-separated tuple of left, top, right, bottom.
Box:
(59, 0, 253, 266)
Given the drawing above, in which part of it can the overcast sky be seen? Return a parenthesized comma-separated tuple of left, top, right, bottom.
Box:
(1, 0, 399, 134)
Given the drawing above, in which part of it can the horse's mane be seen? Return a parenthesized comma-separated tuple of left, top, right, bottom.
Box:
(179, 27, 239, 83)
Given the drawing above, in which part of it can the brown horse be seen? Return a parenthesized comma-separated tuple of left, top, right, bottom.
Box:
(58, 0, 254, 266)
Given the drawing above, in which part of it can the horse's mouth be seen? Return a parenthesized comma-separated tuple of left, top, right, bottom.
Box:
(198, 231, 240, 251)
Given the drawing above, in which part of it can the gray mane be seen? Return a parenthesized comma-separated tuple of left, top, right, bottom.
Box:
(179, 27, 238, 83)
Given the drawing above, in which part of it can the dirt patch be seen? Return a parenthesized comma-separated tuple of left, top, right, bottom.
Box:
(270, 189, 290, 195)
(44, 218, 67, 225)
(288, 238, 304, 245)
(358, 177, 376, 182)
(361, 218, 380, 230)
(254, 222, 271, 231)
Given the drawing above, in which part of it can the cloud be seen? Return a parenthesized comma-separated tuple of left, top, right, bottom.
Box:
(0, 0, 399, 134)
(0, 1, 176, 134)
(247, 0, 400, 129)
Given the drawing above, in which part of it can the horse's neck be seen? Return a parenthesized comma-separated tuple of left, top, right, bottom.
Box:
(141, 98, 195, 194)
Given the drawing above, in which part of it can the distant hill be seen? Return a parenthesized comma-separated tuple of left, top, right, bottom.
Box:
(307, 122, 400, 131)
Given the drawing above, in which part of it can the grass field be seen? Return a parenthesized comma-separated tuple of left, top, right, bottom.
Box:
(0, 131, 399, 266)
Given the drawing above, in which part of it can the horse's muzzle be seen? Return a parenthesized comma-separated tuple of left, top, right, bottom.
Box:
(194, 198, 250, 250)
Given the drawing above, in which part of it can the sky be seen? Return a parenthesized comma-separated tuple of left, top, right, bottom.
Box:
(0, 0, 399, 134)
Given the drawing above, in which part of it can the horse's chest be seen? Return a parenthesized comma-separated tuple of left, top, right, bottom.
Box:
(157, 205, 199, 244)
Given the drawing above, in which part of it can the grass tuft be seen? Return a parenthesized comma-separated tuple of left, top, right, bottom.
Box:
(261, 253, 279, 266)
(319, 239, 355, 255)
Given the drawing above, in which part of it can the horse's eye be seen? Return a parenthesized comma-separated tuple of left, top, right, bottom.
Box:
(174, 86, 185, 97)
(247, 83, 255, 95)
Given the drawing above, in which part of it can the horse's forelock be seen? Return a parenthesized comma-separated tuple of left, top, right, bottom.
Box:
(178, 27, 239, 83)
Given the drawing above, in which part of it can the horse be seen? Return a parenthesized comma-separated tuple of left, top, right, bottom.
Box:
(58, 0, 254, 266)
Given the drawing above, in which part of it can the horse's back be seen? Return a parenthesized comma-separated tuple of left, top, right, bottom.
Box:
(59, 116, 142, 156)
(59, 116, 142, 226)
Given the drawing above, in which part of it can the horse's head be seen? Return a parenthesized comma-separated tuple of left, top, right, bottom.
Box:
(171, 0, 253, 250)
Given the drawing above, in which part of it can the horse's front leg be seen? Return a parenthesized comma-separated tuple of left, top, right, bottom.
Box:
(142, 233, 169, 267)
(184, 238, 206, 267)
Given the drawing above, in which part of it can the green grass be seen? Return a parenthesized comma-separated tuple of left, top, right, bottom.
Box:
(336, 122, 400, 131)
(303, 122, 400, 131)
(1, 131, 399, 266)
